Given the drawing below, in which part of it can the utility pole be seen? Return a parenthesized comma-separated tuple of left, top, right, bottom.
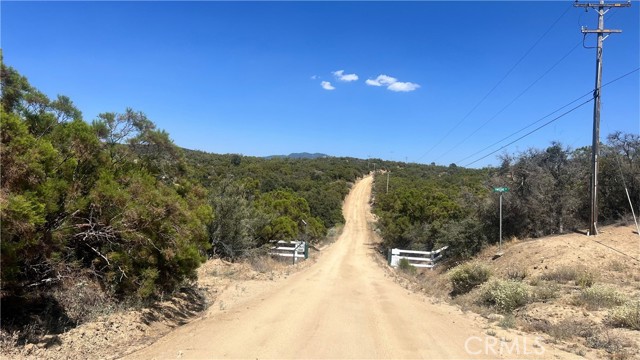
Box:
(386, 171, 390, 194)
(574, 0, 630, 236)
(493, 187, 509, 253)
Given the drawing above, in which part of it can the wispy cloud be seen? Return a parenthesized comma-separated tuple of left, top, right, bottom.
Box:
(366, 74, 420, 92)
(321, 81, 335, 90)
(388, 81, 420, 92)
(311, 75, 319, 80)
(333, 70, 359, 82)
(365, 74, 397, 87)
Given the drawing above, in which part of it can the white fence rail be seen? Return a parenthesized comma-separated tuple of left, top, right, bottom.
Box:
(269, 240, 308, 264)
(388, 246, 448, 269)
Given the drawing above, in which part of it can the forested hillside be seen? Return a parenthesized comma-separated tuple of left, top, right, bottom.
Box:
(182, 150, 371, 258)
(373, 139, 639, 260)
(0, 63, 374, 339)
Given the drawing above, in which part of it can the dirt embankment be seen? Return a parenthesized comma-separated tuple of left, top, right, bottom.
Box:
(0, 249, 311, 360)
(390, 223, 640, 359)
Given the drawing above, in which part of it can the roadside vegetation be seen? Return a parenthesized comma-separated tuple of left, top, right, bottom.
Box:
(0, 62, 370, 346)
(372, 132, 639, 358)
(3, 59, 638, 359)
(372, 133, 639, 260)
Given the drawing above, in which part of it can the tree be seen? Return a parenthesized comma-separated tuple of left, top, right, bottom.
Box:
(208, 177, 267, 260)
(257, 190, 325, 241)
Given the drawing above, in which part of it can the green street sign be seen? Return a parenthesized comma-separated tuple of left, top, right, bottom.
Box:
(493, 187, 509, 193)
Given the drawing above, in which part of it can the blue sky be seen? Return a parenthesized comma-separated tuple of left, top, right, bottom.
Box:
(2, 1, 638, 167)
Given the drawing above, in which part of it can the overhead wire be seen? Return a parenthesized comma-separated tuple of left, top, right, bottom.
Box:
(461, 67, 639, 167)
(434, 40, 582, 163)
(413, 3, 573, 163)
(463, 98, 594, 167)
(456, 89, 594, 164)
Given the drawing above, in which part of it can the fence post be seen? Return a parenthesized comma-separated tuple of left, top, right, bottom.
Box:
(292, 242, 297, 265)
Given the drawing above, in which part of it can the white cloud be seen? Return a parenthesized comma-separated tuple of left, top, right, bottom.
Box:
(365, 74, 398, 87)
(366, 74, 420, 92)
(311, 75, 319, 80)
(332, 70, 359, 82)
(321, 81, 335, 90)
(387, 81, 420, 92)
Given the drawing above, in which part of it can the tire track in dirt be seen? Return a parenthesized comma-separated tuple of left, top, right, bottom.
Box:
(124, 175, 577, 359)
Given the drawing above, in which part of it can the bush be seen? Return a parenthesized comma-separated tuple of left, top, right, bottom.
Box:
(540, 265, 595, 287)
(585, 330, 634, 355)
(398, 258, 416, 275)
(572, 285, 627, 310)
(479, 279, 530, 313)
(607, 301, 640, 330)
(449, 262, 491, 295)
(498, 314, 516, 329)
(546, 319, 587, 341)
(576, 271, 596, 288)
(531, 281, 561, 302)
(505, 265, 527, 281)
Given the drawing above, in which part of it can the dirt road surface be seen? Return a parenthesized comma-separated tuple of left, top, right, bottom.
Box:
(125, 176, 569, 359)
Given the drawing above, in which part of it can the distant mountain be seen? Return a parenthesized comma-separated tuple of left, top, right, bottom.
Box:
(265, 152, 331, 159)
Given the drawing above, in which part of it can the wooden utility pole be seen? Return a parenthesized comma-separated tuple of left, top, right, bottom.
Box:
(574, 0, 630, 236)
(386, 171, 390, 194)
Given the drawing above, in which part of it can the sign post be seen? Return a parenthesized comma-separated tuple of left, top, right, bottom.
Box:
(493, 187, 509, 252)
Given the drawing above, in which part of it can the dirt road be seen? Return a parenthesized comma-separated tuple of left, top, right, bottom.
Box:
(125, 176, 556, 359)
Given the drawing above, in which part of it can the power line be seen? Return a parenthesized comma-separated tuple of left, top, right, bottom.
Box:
(414, 3, 573, 163)
(463, 98, 594, 167)
(456, 92, 593, 163)
(435, 40, 582, 163)
(457, 67, 639, 166)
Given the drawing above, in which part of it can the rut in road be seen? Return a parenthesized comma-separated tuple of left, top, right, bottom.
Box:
(124, 176, 537, 359)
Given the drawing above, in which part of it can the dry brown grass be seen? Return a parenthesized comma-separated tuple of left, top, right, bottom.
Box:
(540, 265, 596, 287)
(572, 285, 627, 310)
(530, 281, 561, 302)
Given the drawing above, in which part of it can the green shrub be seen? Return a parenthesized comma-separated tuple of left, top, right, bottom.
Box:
(607, 301, 640, 330)
(398, 258, 416, 275)
(572, 285, 626, 310)
(449, 262, 492, 295)
(479, 279, 530, 313)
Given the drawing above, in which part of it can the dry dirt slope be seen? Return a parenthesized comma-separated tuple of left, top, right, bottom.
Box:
(388, 217, 640, 359)
(124, 175, 578, 359)
(474, 223, 640, 358)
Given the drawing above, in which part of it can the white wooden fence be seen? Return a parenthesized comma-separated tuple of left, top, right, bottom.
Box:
(269, 240, 308, 264)
(388, 246, 448, 269)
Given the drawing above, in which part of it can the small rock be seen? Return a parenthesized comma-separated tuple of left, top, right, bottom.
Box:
(24, 343, 35, 353)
